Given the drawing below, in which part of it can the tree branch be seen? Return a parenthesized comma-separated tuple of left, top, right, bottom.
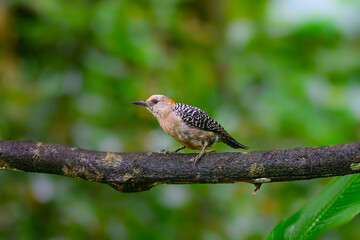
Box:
(0, 141, 360, 193)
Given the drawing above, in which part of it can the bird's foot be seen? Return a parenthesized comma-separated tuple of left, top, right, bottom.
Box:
(190, 155, 202, 165)
(159, 149, 172, 155)
(159, 146, 185, 155)
(191, 149, 216, 165)
(206, 149, 216, 154)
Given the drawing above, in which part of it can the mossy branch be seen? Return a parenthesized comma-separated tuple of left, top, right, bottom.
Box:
(0, 141, 360, 194)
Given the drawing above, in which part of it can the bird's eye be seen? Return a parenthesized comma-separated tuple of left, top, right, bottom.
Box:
(151, 99, 159, 104)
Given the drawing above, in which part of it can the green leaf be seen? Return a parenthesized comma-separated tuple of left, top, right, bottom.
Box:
(267, 174, 360, 240)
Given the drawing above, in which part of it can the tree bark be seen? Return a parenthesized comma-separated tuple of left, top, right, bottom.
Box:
(0, 141, 360, 193)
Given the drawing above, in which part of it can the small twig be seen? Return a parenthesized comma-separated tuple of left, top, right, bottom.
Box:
(252, 183, 262, 196)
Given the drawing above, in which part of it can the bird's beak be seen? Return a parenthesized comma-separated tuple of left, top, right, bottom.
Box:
(131, 101, 149, 107)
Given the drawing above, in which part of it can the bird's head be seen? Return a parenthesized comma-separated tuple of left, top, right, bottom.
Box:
(132, 95, 175, 118)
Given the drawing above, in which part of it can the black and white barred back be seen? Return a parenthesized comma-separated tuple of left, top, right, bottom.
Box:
(173, 103, 229, 136)
(173, 103, 249, 149)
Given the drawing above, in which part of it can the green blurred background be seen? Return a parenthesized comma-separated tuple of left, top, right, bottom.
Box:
(0, 0, 360, 239)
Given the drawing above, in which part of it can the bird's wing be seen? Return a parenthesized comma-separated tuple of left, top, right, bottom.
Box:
(173, 103, 228, 135)
(173, 103, 249, 149)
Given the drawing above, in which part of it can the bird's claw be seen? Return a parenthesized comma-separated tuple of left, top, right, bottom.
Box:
(190, 149, 216, 165)
(190, 156, 200, 165)
(159, 149, 171, 155)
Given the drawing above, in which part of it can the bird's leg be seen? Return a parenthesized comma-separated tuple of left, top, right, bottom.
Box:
(174, 145, 186, 153)
(159, 145, 185, 154)
(192, 142, 216, 164)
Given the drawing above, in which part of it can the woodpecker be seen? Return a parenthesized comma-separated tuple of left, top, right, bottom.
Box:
(132, 95, 248, 163)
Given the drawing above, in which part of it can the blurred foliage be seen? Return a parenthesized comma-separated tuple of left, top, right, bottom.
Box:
(269, 174, 360, 240)
(0, 0, 359, 239)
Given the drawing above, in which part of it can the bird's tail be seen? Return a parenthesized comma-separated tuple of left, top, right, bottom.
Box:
(222, 135, 249, 149)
